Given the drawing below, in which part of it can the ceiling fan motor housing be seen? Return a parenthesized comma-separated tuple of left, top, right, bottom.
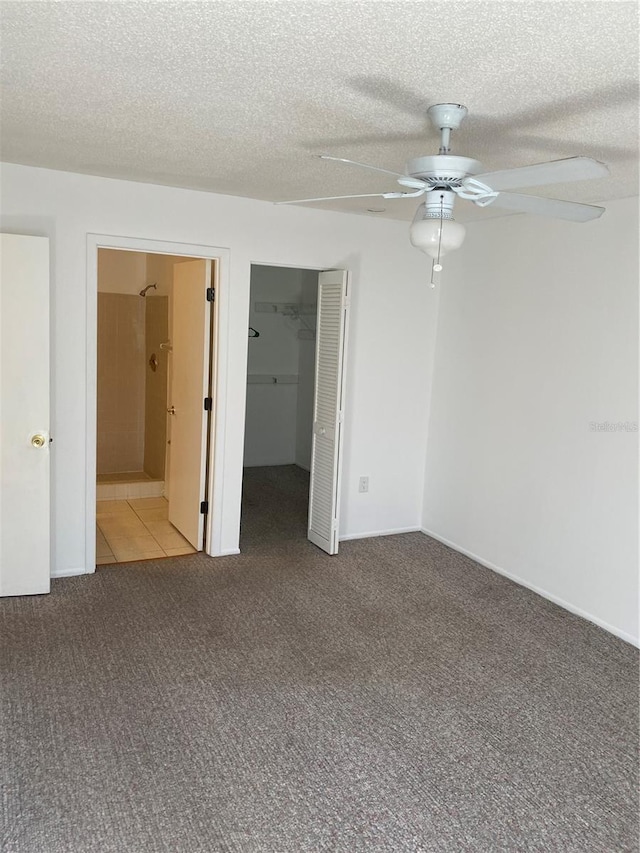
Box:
(406, 154, 483, 187)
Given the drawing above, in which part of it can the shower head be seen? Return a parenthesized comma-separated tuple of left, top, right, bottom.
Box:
(139, 283, 157, 297)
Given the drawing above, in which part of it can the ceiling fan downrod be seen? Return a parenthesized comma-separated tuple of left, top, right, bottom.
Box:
(426, 103, 469, 154)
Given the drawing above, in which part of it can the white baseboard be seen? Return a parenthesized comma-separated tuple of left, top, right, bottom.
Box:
(420, 527, 639, 648)
(217, 548, 241, 557)
(51, 566, 89, 579)
(340, 526, 421, 542)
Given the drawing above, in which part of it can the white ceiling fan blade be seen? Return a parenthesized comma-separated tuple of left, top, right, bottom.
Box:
(276, 186, 428, 204)
(275, 192, 395, 205)
(474, 157, 609, 192)
(317, 154, 420, 182)
(491, 192, 605, 222)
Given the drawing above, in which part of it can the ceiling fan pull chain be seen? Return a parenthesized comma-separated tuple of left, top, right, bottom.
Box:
(456, 178, 499, 206)
(429, 194, 446, 287)
(434, 195, 444, 271)
(429, 260, 437, 288)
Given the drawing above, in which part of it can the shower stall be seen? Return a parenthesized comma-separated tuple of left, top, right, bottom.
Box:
(96, 249, 169, 500)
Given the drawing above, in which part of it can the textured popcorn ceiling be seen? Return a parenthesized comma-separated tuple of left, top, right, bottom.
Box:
(1, 1, 638, 222)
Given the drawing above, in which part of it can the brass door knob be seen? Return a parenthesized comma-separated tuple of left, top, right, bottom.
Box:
(31, 434, 46, 448)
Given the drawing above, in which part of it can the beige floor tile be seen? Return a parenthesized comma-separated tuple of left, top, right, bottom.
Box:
(109, 534, 162, 560)
(96, 500, 134, 516)
(97, 510, 139, 524)
(96, 555, 117, 565)
(114, 548, 166, 563)
(128, 497, 168, 510)
(142, 520, 191, 550)
(164, 546, 196, 556)
(96, 530, 114, 558)
(99, 515, 148, 540)
(133, 506, 169, 522)
(158, 532, 192, 550)
(142, 520, 174, 535)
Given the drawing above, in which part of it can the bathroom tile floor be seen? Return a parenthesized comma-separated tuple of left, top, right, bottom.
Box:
(96, 497, 196, 565)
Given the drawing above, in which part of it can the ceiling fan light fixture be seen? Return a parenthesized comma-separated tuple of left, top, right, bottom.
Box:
(409, 217, 466, 259)
(409, 192, 466, 259)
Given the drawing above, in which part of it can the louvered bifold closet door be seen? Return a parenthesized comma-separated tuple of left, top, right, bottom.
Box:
(307, 270, 350, 555)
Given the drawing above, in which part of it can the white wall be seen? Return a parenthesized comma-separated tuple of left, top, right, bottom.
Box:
(422, 196, 639, 645)
(0, 162, 436, 572)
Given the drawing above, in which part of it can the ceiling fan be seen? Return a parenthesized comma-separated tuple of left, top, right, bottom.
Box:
(277, 103, 609, 276)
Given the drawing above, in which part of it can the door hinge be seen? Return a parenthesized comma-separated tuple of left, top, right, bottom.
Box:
(200, 500, 209, 514)
(204, 396, 213, 411)
(206, 287, 215, 302)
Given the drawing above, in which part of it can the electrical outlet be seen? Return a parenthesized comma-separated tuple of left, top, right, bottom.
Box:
(358, 476, 369, 493)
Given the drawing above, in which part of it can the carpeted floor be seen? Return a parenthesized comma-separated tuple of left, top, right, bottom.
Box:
(1, 465, 638, 852)
(240, 464, 311, 550)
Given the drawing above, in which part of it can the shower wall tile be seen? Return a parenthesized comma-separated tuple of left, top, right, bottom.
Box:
(97, 293, 146, 475)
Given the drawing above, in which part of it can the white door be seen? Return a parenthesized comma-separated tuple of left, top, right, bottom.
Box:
(167, 259, 212, 549)
(0, 234, 50, 596)
(308, 270, 350, 555)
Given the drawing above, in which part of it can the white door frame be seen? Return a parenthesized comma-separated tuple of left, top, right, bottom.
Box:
(86, 234, 230, 571)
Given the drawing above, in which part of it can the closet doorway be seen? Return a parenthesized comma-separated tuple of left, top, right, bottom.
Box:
(95, 248, 215, 565)
(241, 265, 349, 555)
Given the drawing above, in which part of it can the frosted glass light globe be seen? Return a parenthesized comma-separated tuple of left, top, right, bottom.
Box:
(409, 217, 466, 259)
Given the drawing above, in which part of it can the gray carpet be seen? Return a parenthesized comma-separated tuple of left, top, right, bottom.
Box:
(240, 464, 311, 549)
(1, 466, 638, 852)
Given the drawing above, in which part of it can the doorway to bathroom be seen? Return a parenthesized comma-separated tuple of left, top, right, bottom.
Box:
(95, 248, 215, 565)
